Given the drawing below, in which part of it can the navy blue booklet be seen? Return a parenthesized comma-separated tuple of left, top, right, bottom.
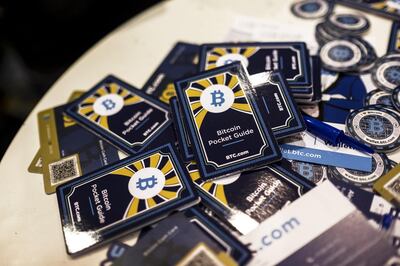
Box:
(65, 75, 172, 154)
(175, 62, 281, 180)
(56, 143, 198, 255)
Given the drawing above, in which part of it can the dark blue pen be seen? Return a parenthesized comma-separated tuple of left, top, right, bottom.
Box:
(303, 114, 374, 154)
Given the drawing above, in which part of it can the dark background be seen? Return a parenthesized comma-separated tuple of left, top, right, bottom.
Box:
(0, 0, 161, 159)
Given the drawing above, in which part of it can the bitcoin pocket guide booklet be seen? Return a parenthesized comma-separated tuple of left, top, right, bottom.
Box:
(56, 144, 198, 255)
(65, 75, 172, 154)
(175, 62, 281, 180)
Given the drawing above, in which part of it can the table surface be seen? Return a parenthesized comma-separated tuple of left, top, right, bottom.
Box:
(0, 0, 395, 264)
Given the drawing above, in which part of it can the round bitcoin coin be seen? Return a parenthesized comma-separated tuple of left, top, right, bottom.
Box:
(346, 106, 400, 152)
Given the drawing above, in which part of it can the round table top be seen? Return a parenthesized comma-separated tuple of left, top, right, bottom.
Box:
(0, 0, 394, 264)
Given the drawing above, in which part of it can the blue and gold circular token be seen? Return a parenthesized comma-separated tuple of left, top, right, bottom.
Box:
(319, 39, 363, 72)
(372, 55, 400, 92)
(327, 153, 390, 188)
(392, 86, 400, 112)
(365, 89, 393, 107)
(291, 0, 331, 19)
(327, 13, 370, 35)
(346, 106, 400, 152)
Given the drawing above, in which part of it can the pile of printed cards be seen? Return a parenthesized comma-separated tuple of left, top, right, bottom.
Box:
(28, 0, 400, 265)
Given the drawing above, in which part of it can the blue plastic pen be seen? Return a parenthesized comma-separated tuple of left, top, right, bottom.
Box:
(303, 114, 374, 154)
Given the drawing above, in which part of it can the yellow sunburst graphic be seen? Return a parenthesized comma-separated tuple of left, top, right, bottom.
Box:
(371, 2, 400, 14)
(185, 72, 253, 129)
(159, 83, 176, 104)
(204, 47, 259, 70)
(186, 162, 228, 206)
(77, 82, 142, 130)
(63, 114, 76, 128)
(111, 152, 183, 218)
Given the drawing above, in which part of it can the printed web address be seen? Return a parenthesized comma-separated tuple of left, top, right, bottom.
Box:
(280, 147, 322, 159)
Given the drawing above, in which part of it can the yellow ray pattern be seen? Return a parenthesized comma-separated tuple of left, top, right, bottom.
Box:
(201, 182, 213, 192)
(132, 160, 144, 171)
(96, 86, 109, 96)
(228, 75, 238, 88)
(215, 73, 225, 85)
(99, 116, 109, 129)
(231, 103, 252, 114)
(197, 79, 213, 88)
(190, 101, 202, 112)
(214, 185, 228, 205)
(124, 95, 142, 105)
(146, 198, 157, 208)
(126, 198, 140, 217)
(79, 106, 94, 115)
(150, 153, 161, 168)
(161, 160, 173, 175)
(242, 47, 259, 57)
(159, 189, 177, 199)
(63, 115, 76, 128)
(186, 88, 203, 98)
(165, 175, 179, 186)
(112, 167, 134, 177)
(189, 169, 201, 182)
(194, 108, 208, 129)
(234, 88, 245, 98)
(82, 97, 97, 104)
(213, 47, 227, 56)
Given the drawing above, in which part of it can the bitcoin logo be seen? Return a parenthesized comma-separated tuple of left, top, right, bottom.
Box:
(93, 94, 124, 116)
(292, 161, 324, 184)
(102, 99, 116, 110)
(301, 3, 319, 12)
(337, 16, 358, 25)
(210, 90, 225, 107)
(215, 53, 249, 68)
(366, 117, 384, 135)
(385, 66, 400, 84)
(298, 163, 314, 180)
(200, 84, 234, 113)
(136, 175, 157, 191)
(128, 167, 165, 199)
(330, 46, 352, 62)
